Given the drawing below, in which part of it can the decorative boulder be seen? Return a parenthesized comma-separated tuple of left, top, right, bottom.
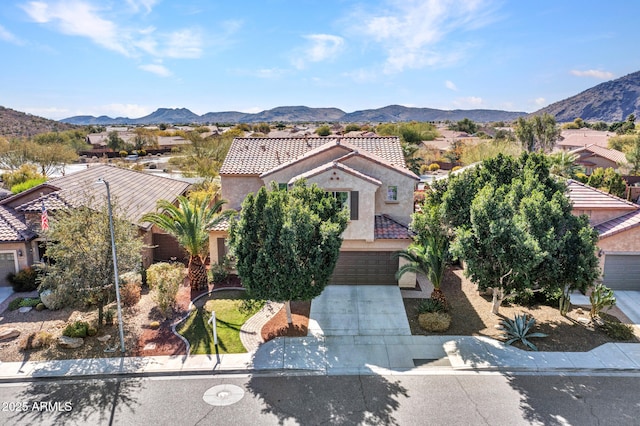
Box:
(58, 336, 84, 349)
(97, 335, 111, 343)
(0, 328, 20, 341)
(39, 289, 64, 310)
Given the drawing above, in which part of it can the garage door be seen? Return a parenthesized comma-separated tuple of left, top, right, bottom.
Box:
(0, 252, 17, 287)
(329, 251, 397, 285)
(603, 254, 640, 290)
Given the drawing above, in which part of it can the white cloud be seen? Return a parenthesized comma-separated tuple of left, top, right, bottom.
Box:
(292, 34, 344, 69)
(22, 106, 70, 119)
(453, 96, 483, 108)
(570, 69, 614, 80)
(445, 80, 458, 91)
(356, 0, 498, 73)
(164, 29, 203, 59)
(534, 97, 546, 106)
(139, 63, 172, 77)
(126, 0, 158, 14)
(0, 24, 24, 45)
(22, 0, 130, 56)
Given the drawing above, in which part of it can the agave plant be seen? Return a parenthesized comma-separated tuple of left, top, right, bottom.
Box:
(498, 314, 548, 351)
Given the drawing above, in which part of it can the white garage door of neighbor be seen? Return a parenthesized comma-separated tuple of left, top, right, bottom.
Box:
(603, 254, 640, 291)
(0, 252, 17, 287)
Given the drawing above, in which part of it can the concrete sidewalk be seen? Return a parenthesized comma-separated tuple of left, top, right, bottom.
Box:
(2, 335, 639, 380)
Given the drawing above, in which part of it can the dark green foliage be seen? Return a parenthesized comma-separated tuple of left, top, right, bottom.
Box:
(229, 181, 348, 315)
(8, 297, 41, 310)
(417, 298, 445, 314)
(514, 113, 561, 152)
(505, 288, 536, 307)
(63, 321, 89, 338)
(315, 125, 331, 136)
(209, 261, 229, 284)
(601, 321, 634, 340)
(7, 266, 40, 292)
(587, 167, 627, 198)
(448, 118, 478, 134)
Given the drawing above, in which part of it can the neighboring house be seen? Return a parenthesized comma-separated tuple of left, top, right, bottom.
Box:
(558, 129, 613, 150)
(212, 136, 419, 288)
(569, 144, 627, 175)
(567, 179, 640, 290)
(0, 165, 192, 286)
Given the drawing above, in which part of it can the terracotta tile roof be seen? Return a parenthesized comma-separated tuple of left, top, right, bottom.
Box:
(558, 129, 613, 149)
(596, 209, 640, 238)
(374, 214, 412, 239)
(288, 161, 383, 186)
(209, 215, 231, 232)
(0, 206, 37, 242)
(16, 192, 74, 213)
(570, 144, 627, 165)
(335, 150, 419, 180)
(220, 137, 408, 175)
(566, 180, 638, 210)
(17, 165, 192, 229)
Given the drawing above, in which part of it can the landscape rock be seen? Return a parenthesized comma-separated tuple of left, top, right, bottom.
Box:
(97, 335, 111, 343)
(39, 289, 64, 310)
(58, 336, 84, 349)
(0, 328, 20, 341)
(18, 306, 32, 313)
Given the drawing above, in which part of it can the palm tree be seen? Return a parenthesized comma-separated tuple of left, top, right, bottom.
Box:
(142, 195, 233, 291)
(396, 242, 449, 306)
(548, 151, 583, 178)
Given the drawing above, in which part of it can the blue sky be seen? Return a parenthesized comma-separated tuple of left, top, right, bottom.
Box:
(0, 0, 638, 120)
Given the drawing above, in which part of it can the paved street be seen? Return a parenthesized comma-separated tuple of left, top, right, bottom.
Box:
(1, 372, 639, 425)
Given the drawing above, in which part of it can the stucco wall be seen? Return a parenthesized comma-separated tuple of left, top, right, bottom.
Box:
(595, 227, 640, 280)
(221, 175, 264, 210)
(302, 168, 378, 241)
(572, 208, 635, 227)
(340, 156, 415, 224)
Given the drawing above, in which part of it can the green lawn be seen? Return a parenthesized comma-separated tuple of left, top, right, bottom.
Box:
(177, 290, 264, 354)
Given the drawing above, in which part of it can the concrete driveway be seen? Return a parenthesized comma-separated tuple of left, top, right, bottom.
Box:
(615, 291, 640, 324)
(307, 285, 411, 336)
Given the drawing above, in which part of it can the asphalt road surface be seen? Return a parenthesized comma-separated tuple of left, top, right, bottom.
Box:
(0, 372, 639, 425)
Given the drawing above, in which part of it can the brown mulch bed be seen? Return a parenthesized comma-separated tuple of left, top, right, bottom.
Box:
(404, 267, 640, 351)
(261, 301, 311, 342)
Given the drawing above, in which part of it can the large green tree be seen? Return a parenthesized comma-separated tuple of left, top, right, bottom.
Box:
(228, 181, 348, 324)
(142, 195, 233, 291)
(434, 153, 599, 314)
(514, 114, 561, 152)
(39, 198, 143, 327)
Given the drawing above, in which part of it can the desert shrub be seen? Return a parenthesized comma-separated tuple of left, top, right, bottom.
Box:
(120, 281, 141, 307)
(537, 287, 563, 307)
(120, 271, 142, 286)
(104, 309, 115, 326)
(601, 321, 635, 340)
(35, 303, 45, 311)
(119, 150, 128, 157)
(451, 166, 462, 172)
(590, 284, 616, 320)
(149, 321, 160, 329)
(419, 164, 430, 175)
(209, 258, 230, 284)
(20, 331, 55, 351)
(8, 298, 23, 311)
(63, 321, 89, 338)
(505, 288, 536, 307)
(11, 177, 47, 194)
(87, 327, 98, 337)
(418, 312, 451, 332)
(498, 314, 547, 351)
(574, 172, 588, 183)
(19, 297, 41, 308)
(428, 163, 440, 171)
(7, 266, 40, 292)
(147, 262, 186, 318)
(417, 298, 445, 314)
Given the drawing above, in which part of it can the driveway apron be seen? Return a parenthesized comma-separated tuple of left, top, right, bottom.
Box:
(307, 285, 411, 336)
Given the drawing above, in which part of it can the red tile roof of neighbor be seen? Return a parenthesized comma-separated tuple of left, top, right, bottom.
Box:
(596, 209, 640, 238)
(220, 137, 409, 175)
(12, 165, 191, 230)
(570, 144, 627, 165)
(0, 206, 36, 242)
(558, 129, 613, 149)
(374, 214, 412, 239)
(566, 180, 637, 210)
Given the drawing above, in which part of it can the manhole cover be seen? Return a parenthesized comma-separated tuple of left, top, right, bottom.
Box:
(203, 384, 245, 406)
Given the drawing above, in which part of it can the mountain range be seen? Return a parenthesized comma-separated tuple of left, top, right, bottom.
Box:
(60, 105, 527, 126)
(534, 71, 640, 122)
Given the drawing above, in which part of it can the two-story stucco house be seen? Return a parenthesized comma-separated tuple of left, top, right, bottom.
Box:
(210, 136, 419, 288)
